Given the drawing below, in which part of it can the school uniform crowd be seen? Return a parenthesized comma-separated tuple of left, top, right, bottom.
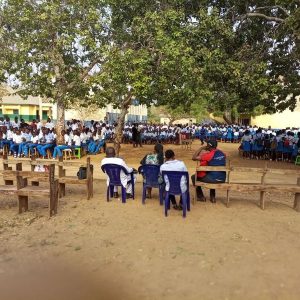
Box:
(0, 117, 110, 158)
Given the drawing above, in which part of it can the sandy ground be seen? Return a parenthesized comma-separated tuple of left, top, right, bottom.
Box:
(0, 141, 300, 300)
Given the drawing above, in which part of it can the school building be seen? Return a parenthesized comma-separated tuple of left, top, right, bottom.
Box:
(0, 87, 148, 123)
(0, 91, 53, 121)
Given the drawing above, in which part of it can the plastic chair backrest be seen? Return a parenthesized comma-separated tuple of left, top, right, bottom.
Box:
(161, 171, 189, 195)
(139, 164, 161, 187)
(101, 164, 129, 185)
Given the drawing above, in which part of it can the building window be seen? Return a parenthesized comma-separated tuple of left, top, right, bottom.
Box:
(13, 109, 19, 115)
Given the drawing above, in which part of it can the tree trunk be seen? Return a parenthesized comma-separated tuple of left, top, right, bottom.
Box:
(114, 94, 132, 157)
(56, 98, 65, 144)
(223, 111, 233, 124)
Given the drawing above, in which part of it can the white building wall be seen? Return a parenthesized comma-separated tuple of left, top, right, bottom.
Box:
(251, 97, 300, 128)
(62, 104, 148, 122)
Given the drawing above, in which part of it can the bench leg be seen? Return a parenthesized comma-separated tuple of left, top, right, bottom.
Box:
(86, 181, 90, 200)
(226, 190, 230, 207)
(18, 196, 28, 213)
(260, 191, 265, 210)
(89, 177, 94, 199)
(294, 192, 300, 212)
(59, 183, 66, 198)
(50, 182, 59, 217)
(193, 186, 197, 205)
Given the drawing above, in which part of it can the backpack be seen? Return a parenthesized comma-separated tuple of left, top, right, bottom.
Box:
(77, 165, 93, 180)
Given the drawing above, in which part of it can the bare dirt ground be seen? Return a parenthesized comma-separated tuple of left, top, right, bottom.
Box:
(1, 141, 300, 300)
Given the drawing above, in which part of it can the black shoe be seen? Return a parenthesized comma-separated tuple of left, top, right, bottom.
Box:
(113, 192, 119, 198)
(197, 197, 206, 202)
(126, 193, 133, 199)
(173, 204, 180, 210)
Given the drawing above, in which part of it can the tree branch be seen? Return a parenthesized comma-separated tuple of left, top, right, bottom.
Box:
(254, 6, 290, 16)
(243, 13, 285, 23)
(80, 57, 103, 81)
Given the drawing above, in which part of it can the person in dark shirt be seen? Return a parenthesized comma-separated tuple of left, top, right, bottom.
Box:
(191, 140, 226, 203)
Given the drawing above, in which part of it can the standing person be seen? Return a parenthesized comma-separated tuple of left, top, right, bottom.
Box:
(137, 124, 143, 147)
(160, 149, 188, 210)
(132, 123, 138, 148)
(191, 140, 226, 203)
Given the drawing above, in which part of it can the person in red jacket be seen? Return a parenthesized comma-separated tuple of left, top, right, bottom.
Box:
(191, 140, 226, 203)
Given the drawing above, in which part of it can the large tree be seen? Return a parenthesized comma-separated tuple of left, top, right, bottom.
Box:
(1, 0, 299, 144)
(0, 0, 109, 142)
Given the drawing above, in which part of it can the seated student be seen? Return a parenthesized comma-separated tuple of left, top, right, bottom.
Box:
(0, 131, 6, 152)
(10, 129, 23, 157)
(18, 128, 32, 156)
(160, 149, 188, 210)
(23, 131, 40, 157)
(101, 147, 136, 199)
(88, 128, 105, 155)
(37, 128, 55, 158)
(191, 140, 226, 203)
(52, 130, 72, 159)
(80, 128, 90, 150)
(3, 127, 14, 152)
(71, 130, 81, 149)
(140, 143, 164, 198)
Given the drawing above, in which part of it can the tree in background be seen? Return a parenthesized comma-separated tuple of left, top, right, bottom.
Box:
(0, 0, 108, 142)
(0, 0, 299, 148)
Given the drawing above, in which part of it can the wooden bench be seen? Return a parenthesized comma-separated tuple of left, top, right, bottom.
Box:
(57, 156, 93, 200)
(194, 163, 300, 211)
(0, 164, 59, 216)
(1, 156, 93, 200)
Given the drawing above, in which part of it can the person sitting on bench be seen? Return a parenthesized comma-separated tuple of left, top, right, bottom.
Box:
(191, 140, 226, 203)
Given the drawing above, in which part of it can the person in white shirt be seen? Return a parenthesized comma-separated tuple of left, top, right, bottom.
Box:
(11, 117, 20, 129)
(45, 118, 54, 130)
(72, 131, 81, 147)
(11, 129, 23, 157)
(160, 149, 188, 210)
(23, 131, 40, 157)
(37, 128, 55, 157)
(101, 147, 136, 198)
(52, 130, 72, 159)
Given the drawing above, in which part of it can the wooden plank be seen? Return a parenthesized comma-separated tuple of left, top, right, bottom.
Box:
(59, 176, 87, 184)
(2, 170, 49, 178)
(0, 185, 18, 194)
(2, 158, 85, 167)
(196, 166, 230, 172)
(294, 178, 300, 212)
(17, 187, 50, 196)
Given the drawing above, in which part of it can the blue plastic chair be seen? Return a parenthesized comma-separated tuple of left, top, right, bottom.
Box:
(138, 165, 163, 205)
(161, 171, 190, 218)
(101, 164, 135, 203)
